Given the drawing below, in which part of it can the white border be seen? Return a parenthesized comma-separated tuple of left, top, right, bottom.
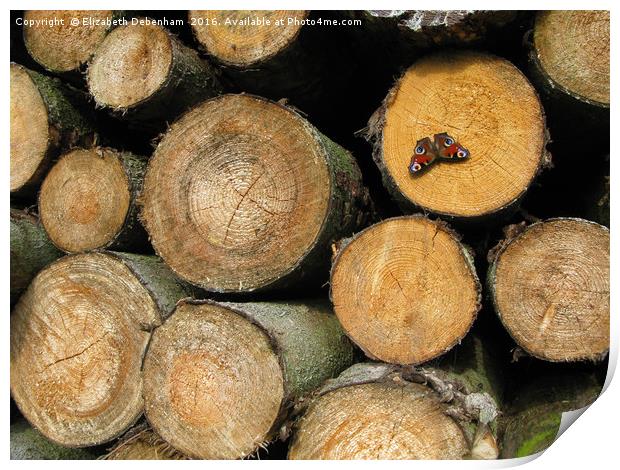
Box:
(3, 1, 617, 468)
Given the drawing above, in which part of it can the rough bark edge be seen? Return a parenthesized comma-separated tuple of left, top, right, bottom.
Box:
(10, 419, 96, 460)
(487, 217, 610, 363)
(87, 24, 222, 125)
(103, 422, 187, 460)
(11, 63, 96, 195)
(38, 148, 149, 254)
(10, 208, 62, 302)
(291, 361, 501, 459)
(329, 215, 482, 365)
(23, 10, 128, 76)
(139, 93, 372, 294)
(167, 298, 355, 455)
(360, 53, 552, 226)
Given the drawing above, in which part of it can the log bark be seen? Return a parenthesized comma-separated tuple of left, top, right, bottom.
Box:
(500, 371, 602, 458)
(11, 420, 96, 460)
(488, 218, 609, 362)
(330, 215, 481, 365)
(10, 209, 62, 303)
(527, 11, 609, 134)
(289, 338, 502, 460)
(363, 50, 550, 224)
(142, 299, 355, 459)
(10, 63, 95, 195)
(141, 93, 371, 293)
(23, 10, 126, 75)
(39, 147, 148, 253)
(104, 423, 187, 460)
(10, 251, 192, 447)
(87, 19, 222, 130)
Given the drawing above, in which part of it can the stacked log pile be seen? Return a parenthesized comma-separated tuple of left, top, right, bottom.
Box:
(10, 9, 609, 460)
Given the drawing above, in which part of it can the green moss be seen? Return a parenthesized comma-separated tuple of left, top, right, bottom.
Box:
(514, 413, 561, 457)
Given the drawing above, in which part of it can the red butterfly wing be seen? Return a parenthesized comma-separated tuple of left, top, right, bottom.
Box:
(433, 133, 470, 160)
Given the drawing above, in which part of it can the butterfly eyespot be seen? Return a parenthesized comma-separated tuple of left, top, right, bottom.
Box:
(444, 138, 454, 147)
(457, 149, 468, 158)
(415, 146, 425, 155)
(410, 162, 422, 172)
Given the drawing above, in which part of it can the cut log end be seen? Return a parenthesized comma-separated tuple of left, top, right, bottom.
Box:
(490, 218, 609, 362)
(189, 10, 307, 67)
(87, 22, 173, 109)
(10, 63, 50, 192)
(23, 10, 114, 72)
(331, 216, 480, 365)
(141, 94, 335, 292)
(143, 301, 285, 459)
(375, 51, 546, 219)
(105, 425, 188, 460)
(10, 253, 166, 447)
(534, 11, 609, 107)
(39, 148, 132, 252)
(289, 382, 469, 459)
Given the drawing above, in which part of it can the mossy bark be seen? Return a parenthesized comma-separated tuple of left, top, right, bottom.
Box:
(107, 251, 195, 322)
(11, 420, 96, 460)
(11, 64, 95, 196)
(10, 209, 62, 304)
(500, 372, 602, 458)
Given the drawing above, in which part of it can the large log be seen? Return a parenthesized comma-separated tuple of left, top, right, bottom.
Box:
(141, 94, 370, 293)
(528, 11, 609, 131)
(23, 10, 124, 74)
(87, 19, 222, 129)
(11, 420, 96, 460)
(10, 209, 62, 303)
(10, 63, 94, 195)
(488, 218, 609, 362)
(142, 299, 355, 459)
(39, 147, 147, 253)
(289, 339, 502, 460)
(364, 50, 549, 224)
(10, 252, 191, 447)
(330, 215, 481, 365)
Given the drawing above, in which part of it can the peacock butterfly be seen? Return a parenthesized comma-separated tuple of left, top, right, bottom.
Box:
(409, 132, 470, 175)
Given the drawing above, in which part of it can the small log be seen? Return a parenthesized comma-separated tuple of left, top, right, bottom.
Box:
(10, 209, 62, 302)
(289, 344, 502, 460)
(10, 63, 95, 195)
(104, 424, 187, 460)
(39, 147, 147, 253)
(87, 19, 222, 129)
(529, 11, 609, 123)
(23, 10, 125, 74)
(10, 252, 191, 447)
(11, 420, 96, 460)
(142, 299, 355, 459)
(488, 218, 609, 362)
(364, 50, 549, 223)
(141, 94, 370, 293)
(500, 371, 602, 458)
(331, 215, 481, 365)
(188, 11, 342, 119)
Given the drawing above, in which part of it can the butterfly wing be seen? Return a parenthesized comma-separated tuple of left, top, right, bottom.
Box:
(409, 137, 438, 175)
(433, 132, 470, 160)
